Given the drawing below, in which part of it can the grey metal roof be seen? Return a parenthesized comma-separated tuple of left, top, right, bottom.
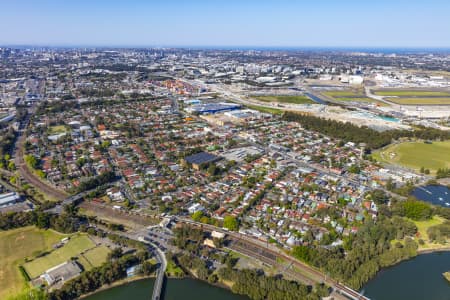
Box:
(185, 152, 221, 165)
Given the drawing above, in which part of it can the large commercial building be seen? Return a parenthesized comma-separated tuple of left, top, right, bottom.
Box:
(185, 102, 241, 114)
(0, 192, 21, 207)
(41, 261, 82, 286)
(184, 152, 222, 170)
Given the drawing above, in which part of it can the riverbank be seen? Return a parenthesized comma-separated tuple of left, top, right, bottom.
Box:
(78, 275, 156, 299)
(418, 247, 450, 254)
(79, 242, 450, 300)
(176, 261, 236, 292)
(386, 247, 450, 270)
(437, 178, 450, 186)
(83, 277, 247, 300)
(78, 263, 224, 300)
(357, 247, 450, 298)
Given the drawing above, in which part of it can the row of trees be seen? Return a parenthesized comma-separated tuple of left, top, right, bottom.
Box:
(282, 112, 450, 150)
(218, 268, 329, 300)
(0, 209, 79, 233)
(48, 253, 141, 300)
(0, 128, 17, 156)
(24, 154, 39, 169)
(75, 171, 116, 193)
(190, 211, 239, 232)
(419, 166, 431, 175)
(0, 154, 15, 171)
(436, 168, 450, 179)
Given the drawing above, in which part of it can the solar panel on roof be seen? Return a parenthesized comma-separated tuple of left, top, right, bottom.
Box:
(185, 152, 221, 165)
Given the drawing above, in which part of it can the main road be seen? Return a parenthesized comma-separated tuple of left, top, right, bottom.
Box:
(365, 87, 401, 108)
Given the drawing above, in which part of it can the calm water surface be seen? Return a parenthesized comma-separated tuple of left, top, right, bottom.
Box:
(364, 252, 450, 300)
(304, 92, 328, 104)
(84, 252, 450, 300)
(412, 185, 450, 207)
(84, 278, 247, 300)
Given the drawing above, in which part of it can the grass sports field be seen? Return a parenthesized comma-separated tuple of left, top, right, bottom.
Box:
(373, 90, 450, 97)
(23, 234, 95, 278)
(385, 97, 450, 105)
(323, 90, 365, 97)
(0, 227, 66, 299)
(78, 245, 111, 271)
(253, 95, 315, 104)
(323, 90, 387, 106)
(245, 104, 284, 115)
(331, 97, 386, 104)
(49, 125, 68, 134)
(373, 89, 450, 105)
(373, 141, 450, 173)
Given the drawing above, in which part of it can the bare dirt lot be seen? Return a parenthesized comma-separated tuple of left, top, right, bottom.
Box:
(80, 201, 159, 229)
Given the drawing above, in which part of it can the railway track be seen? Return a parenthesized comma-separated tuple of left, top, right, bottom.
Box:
(227, 239, 316, 285)
(13, 113, 67, 201)
(177, 218, 370, 300)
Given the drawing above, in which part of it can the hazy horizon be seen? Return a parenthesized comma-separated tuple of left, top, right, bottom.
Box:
(2, 45, 450, 53)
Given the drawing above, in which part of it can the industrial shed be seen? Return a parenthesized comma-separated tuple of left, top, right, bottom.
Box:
(184, 152, 222, 170)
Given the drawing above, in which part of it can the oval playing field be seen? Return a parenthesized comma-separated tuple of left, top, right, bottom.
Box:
(373, 141, 450, 173)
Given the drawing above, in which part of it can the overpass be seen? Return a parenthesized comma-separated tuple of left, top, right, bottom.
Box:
(176, 217, 370, 300)
(45, 181, 119, 214)
(365, 87, 400, 108)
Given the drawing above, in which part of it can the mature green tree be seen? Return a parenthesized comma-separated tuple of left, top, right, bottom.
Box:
(191, 210, 204, 222)
(402, 199, 433, 220)
(223, 215, 239, 231)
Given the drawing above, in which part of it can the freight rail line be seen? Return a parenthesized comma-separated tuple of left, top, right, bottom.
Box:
(227, 240, 316, 285)
(177, 217, 370, 300)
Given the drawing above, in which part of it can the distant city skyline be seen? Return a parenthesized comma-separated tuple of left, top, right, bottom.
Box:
(1, 0, 450, 48)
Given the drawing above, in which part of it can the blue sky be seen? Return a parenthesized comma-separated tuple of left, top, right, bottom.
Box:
(1, 0, 449, 48)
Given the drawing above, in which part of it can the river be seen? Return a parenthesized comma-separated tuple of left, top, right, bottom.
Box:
(363, 251, 450, 300)
(86, 252, 450, 300)
(412, 185, 450, 207)
(84, 253, 450, 300)
(84, 278, 247, 300)
(304, 92, 328, 104)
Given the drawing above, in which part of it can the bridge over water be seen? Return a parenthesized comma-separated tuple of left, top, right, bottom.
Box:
(135, 236, 167, 300)
(151, 245, 167, 300)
